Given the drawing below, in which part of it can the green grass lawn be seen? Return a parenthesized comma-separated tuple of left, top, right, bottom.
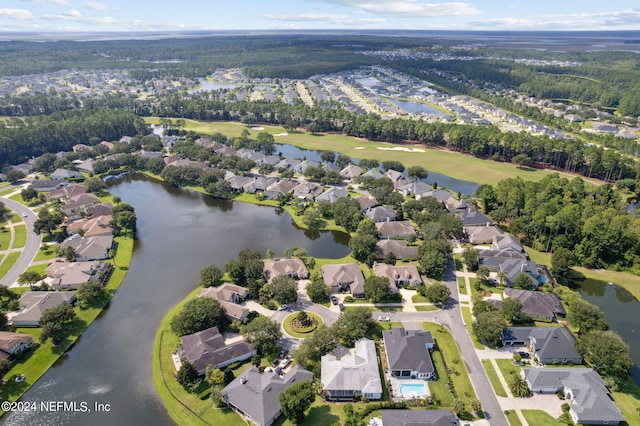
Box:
(0, 227, 10, 249)
(481, 359, 508, 397)
(495, 359, 521, 381)
(460, 306, 484, 349)
(454, 254, 463, 271)
(611, 378, 640, 426)
(503, 410, 523, 426)
(144, 117, 580, 187)
(34, 245, 59, 262)
(456, 276, 467, 295)
(12, 224, 26, 249)
(520, 410, 559, 426)
(415, 305, 439, 312)
(23, 263, 49, 276)
(422, 322, 478, 418)
(0, 186, 20, 197)
(282, 311, 323, 338)
(0, 251, 20, 279)
(411, 294, 429, 303)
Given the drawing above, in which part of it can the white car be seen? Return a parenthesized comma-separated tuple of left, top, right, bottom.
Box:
(377, 315, 390, 322)
(21, 212, 28, 218)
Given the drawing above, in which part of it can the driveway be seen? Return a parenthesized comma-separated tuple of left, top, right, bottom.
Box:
(0, 197, 42, 286)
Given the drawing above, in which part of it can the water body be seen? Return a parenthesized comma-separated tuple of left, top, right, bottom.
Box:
(356, 77, 380, 87)
(387, 99, 448, 117)
(3, 175, 349, 426)
(274, 143, 480, 195)
(578, 281, 640, 386)
(188, 78, 241, 93)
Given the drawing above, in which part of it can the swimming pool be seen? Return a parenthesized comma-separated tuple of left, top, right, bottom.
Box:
(399, 382, 428, 397)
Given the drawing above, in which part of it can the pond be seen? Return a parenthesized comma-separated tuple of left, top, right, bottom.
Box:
(2, 175, 349, 426)
(387, 98, 449, 117)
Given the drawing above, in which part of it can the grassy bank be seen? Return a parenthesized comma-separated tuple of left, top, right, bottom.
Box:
(481, 359, 508, 398)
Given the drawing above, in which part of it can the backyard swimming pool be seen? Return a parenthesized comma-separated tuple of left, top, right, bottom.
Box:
(399, 382, 428, 397)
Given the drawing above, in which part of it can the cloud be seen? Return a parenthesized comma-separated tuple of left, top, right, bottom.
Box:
(469, 8, 640, 30)
(0, 9, 35, 20)
(314, 0, 481, 17)
(84, 1, 108, 10)
(24, 0, 68, 5)
(264, 12, 385, 25)
(63, 9, 82, 18)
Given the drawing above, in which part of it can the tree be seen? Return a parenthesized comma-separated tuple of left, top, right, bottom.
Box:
(306, 279, 330, 304)
(358, 159, 379, 170)
(502, 297, 529, 324)
(255, 131, 275, 155)
(206, 180, 234, 199)
(76, 281, 106, 308)
(355, 218, 378, 238)
(551, 247, 574, 279)
(21, 187, 38, 203)
(240, 316, 282, 357)
(452, 398, 465, 416)
(331, 197, 362, 232)
(514, 273, 534, 290)
(381, 160, 405, 172)
(496, 271, 508, 287)
(279, 380, 315, 424)
(58, 246, 77, 262)
(113, 210, 137, 234)
(461, 247, 479, 271)
(425, 282, 451, 305)
(177, 361, 199, 389)
(293, 324, 338, 373)
(333, 307, 376, 347)
(210, 385, 226, 408)
(39, 304, 76, 343)
(268, 275, 298, 305)
(476, 266, 490, 282)
(199, 263, 223, 287)
(470, 399, 482, 414)
(170, 297, 224, 336)
(205, 367, 226, 387)
(343, 403, 363, 426)
(320, 150, 336, 163)
(84, 177, 107, 193)
(0, 359, 11, 378)
(511, 154, 533, 168)
(17, 270, 44, 287)
(348, 233, 377, 263)
(335, 154, 351, 168)
(302, 208, 326, 230)
(407, 165, 428, 180)
(6, 170, 25, 184)
(473, 310, 505, 347)
(418, 239, 451, 279)
(567, 298, 608, 334)
(508, 373, 531, 397)
(576, 330, 632, 378)
(365, 275, 390, 303)
(383, 251, 397, 265)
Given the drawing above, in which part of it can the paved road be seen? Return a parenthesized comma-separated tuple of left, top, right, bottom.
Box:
(0, 197, 42, 286)
(372, 262, 509, 426)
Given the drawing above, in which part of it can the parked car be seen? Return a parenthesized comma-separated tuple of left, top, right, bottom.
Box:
(518, 351, 530, 359)
(279, 358, 291, 370)
(21, 213, 28, 218)
(377, 315, 390, 322)
(331, 296, 338, 305)
(277, 304, 288, 311)
(338, 303, 345, 312)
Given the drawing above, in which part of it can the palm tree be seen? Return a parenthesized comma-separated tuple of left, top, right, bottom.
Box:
(508, 373, 531, 398)
(497, 271, 508, 287)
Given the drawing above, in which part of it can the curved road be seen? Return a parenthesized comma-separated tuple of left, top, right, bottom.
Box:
(0, 197, 42, 286)
(373, 262, 508, 426)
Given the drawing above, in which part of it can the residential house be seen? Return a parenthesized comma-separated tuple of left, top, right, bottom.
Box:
(373, 263, 421, 290)
(375, 240, 418, 261)
(380, 410, 459, 426)
(502, 327, 581, 365)
(198, 283, 250, 321)
(340, 164, 363, 180)
(227, 175, 255, 191)
(321, 263, 366, 297)
(521, 368, 625, 425)
(382, 327, 436, 380)
(72, 143, 91, 152)
(322, 163, 341, 173)
(397, 181, 432, 198)
(0, 331, 34, 361)
(355, 195, 377, 211)
(12, 163, 33, 175)
(376, 221, 416, 239)
(215, 146, 236, 156)
(458, 211, 493, 227)
(365, 206, 397, 223)
(60, 235, 113, 261)
(67, 215, 113, 237)
(492, 234, 525, 253)
(222, 365, 313, 426)
(263, 258, 309, 283)
(315, 186, 348, 203)
(500, 259, 539, 288)
(422, 189, 453, 203)
(321, 338, 382, 401)
(444, 197, 471, 214)
(61, 192, 100, 220)
(477, 247, 527, 271)
(31, 179, 66, 192)
(45, 260, 112, 290)
(361, 169, 383, 179)
(51, 168, 82, 180)
(292, 181, 324, 201)
(274, 158, 301, 171)
(384, 169, 411, 189)
(8, 291, 76, 327)
(47, 183, 87, 201)
(178, 326, 256, 376)
(465, 225, 504, 245)
(85, 203, 113, 219)
(294, 160, 320, 174)
(243, 177, 277, 194)
(503, 288, 565, 322)
(264, 179, 297, 200)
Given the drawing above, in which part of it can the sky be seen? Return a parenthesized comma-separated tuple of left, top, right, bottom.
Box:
(1, 0, 639, 32)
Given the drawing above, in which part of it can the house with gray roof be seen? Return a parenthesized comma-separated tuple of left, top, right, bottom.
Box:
(503, 327, 581, 364)
(376, 221, 416, 239)
(45, 260, 112, 291)
(321, 338, 382, 401)
(8, 291, 76, 327)
(375, 240, 418, 261)
(263, 258, 309, 283)
(340, 164, 363, 180)
(521, 368, 625, 425)
(294, 160, 320, 174)
(31, 179, 66, 192)
(478, 248, 527, 271)
(355, 195, 377, 211)
(51, 168, 82, 180)
(75, 159, 95, 173)
(60, 235, 113, 261)
(315, 186, 348, 203)
(492, 234, 525, 253)
(226, 175, 255, 191)
(361, 169, 383, 179)
(397, 181, 432, 198)
(373, 263, 421, 289)
(243, 177, 277, 194)
(421, 189, 454, 203)
(322, 163, 341, 173)
(503, 288, 565, 322)
(222, 365, 313, 426)
(465, 225, 504, 245)
(321, 263, 365, 297)
(198, 283, 250, 321)
(365, 206, 397, 223)
(458, 211, 493, 227)
(274, 158, 301, 171)
(382, 327, 435, 380)
(500, 259, 539, 288)
(264, 179, 297, 200)
(178, 326, 256, 376)
(292, 181, 324, 201)
(380, 409, 459, 426)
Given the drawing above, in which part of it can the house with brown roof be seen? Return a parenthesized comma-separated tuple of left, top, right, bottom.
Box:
(355, 195, 377, 211)
(60, 235, 113, 261)
(264, 179, 297, 200)
(372, 263, 421, 290)
(0, 331, 33, 360)
(263, 258, 309, 283)
(320, 263, 365, 297)
(67, 215, 113, 237)
(177, 326, 256, 376)
(85, 203, 113, 219)
(292, 181, 324, 201)
(340, 164, 363, 180)
(198, 283, 250, 321)
(47, 183, 87, 201)
(365, 206, 397, 223)
(376, 221, 416, 239)
(45, 260, 112, 290)
(375, 240, 418, 260)
(8, 291, 76, 327)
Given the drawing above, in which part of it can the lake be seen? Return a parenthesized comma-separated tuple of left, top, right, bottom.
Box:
(2, 175, 349, 426)
(387, 98, 449, 117)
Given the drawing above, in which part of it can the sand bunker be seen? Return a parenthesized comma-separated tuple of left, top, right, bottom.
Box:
(274, 132, 288, 137)
(377, 147, 425, 153)
(354, 146, 365, 150)
(250, 126, 264, 130)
